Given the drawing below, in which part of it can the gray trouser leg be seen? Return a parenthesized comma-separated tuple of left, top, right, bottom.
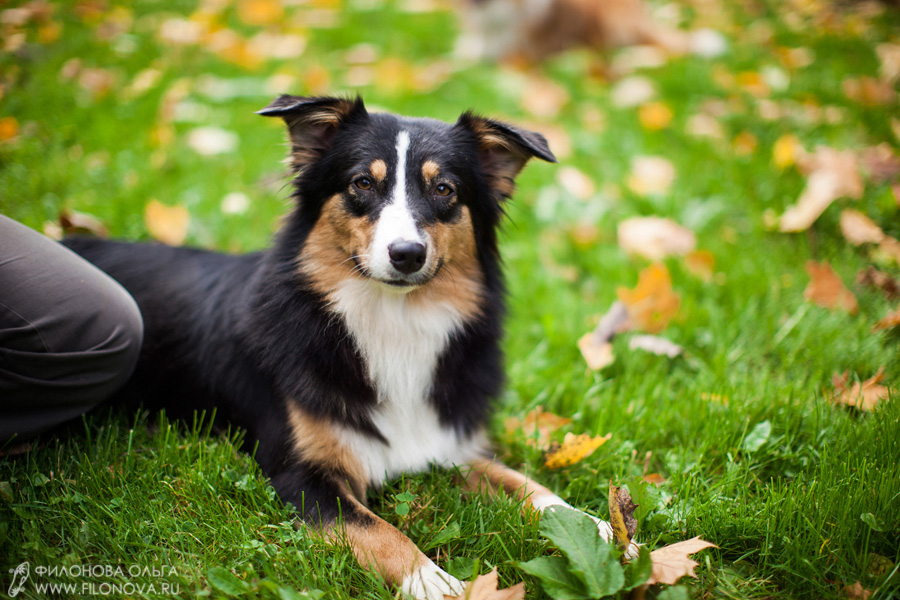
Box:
(0, 215, 143, 443)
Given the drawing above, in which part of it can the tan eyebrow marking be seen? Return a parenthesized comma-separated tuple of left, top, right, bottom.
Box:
(421, 160, 440, 184)
(370, 159, 387, 183)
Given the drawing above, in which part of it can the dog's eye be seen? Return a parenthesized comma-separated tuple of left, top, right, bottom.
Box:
(435, 183, 454, 197)
(354, 177, 373, 191)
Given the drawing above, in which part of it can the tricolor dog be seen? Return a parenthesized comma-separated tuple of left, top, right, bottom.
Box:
(64, 96, 634, 599)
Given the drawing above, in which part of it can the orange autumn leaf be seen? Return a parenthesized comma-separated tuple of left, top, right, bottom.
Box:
(237, 0, 284, 26)
(645, 537, 717, 586)
(642, 473, 667, 485)
(831, 368, 894, 412)
(732, 131, 757, 155)
(842, 581, 873, 600)
(638, 101, 673, 131)
(504, 407, 572, 449)
(544, 432, 611, 469)
(874, 305, 900, 331)
(684, 250, 715, 282)
(0, 116, 19, 141)
(804, 261, 858, 314)
(145, 199, 189, 246)
(856, 267, 900, 299)
(617, 263, 680, 333)
(445, 568, 525, 600)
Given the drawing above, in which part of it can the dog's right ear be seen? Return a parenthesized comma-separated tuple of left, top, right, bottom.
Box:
(257, 95, 367, 170)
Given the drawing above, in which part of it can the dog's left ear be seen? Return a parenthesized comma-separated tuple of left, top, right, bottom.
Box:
(456, 113, 557, 199)
(257, 95, 367, 170)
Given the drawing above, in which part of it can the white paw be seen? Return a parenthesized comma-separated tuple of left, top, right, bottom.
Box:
(401, 560, 466, 600)
(589, 515, 642, 559)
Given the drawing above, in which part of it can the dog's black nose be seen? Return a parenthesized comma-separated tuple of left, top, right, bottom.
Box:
(388, 241, 427, 275)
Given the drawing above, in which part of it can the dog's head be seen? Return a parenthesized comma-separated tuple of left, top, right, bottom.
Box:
(259, 95, 555, 315)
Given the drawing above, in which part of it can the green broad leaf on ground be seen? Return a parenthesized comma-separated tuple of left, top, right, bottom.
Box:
(519, 555, 589, 600)
(540, 506, 625, 597)
(742, 420, 772, 453)
(658, 585, 690, 600)
(424, 521, 461, 550)
(207, 566, 251, 596)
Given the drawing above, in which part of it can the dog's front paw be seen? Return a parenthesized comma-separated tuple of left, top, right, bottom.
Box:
(402, 560, 465, 600)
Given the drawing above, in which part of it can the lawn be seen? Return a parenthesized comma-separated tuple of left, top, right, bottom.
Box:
(1, 0, 899, 599)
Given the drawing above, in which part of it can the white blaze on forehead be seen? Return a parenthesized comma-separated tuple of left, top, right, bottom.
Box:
(369, 130, 426, 279)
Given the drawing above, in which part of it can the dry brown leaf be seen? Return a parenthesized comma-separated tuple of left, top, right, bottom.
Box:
(611, 76, 656, 108)
(878, 43, 900, 83)
(780, 146, 863, 232)
(577, 335, 616, 371)
(831, 368, 894, 412)
(856, 266, 900, 299)
(59, 209, 108, 238)
(859, 143, 900, 184)
(504, 407, 572, 449)
(617, 263, 680, 333)
(557, 166, 595, 200)
(642, 473, 667, 485)
(731, 131, 758, 156)
(578, 301, 631, 370)
(627, 156, 676, 196)
(645, 537, 717, 586)
(685, 113, 724, 140)
(445, 567, 524, 600)
(804, 261, 858, 314)
(875, 236, 900, 266)
(544, 432, 611, 469)
(840, 209, 885, 246)
(608, 481, 638, 551)
(628, 334, 683, 358)
(521, 75, 569, 119)
(145, 199, 189, 246)
(638, 102, 673, 131)
(842, 76, 896, 106)
(618, 216, 695, 260)
(874, 305, 900, 331)
(842, 581, 873, 600)
(684, 250, 715, 282)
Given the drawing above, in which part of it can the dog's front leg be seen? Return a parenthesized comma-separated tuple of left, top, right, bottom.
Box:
(461, 458, 640, 556)
(325, 491, 465, 600)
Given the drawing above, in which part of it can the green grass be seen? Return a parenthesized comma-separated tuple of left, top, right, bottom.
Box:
(2, 0, 900, 598)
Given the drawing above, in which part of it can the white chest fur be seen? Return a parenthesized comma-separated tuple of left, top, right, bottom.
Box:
(329, 279, 487, 485)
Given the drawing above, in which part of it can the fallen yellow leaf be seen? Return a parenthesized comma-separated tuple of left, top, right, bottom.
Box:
(638, 101, 673, 131)
(521, 75, 570, 119)
(645, 537, 717, 586)
(617, 263, 680, 333)
(804, 261, 858, 314)
(856, 267, 900, 299)
(732, 131, 757, 156)
(577, 334, 615, 371)
(544, 432, 611, 469)
(773, 134, 800, 169)
(642, 473, 667, 485)
(445, 567, 525, 600)
(145, 199, 189, 246)
(237, 0, 284, 26)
